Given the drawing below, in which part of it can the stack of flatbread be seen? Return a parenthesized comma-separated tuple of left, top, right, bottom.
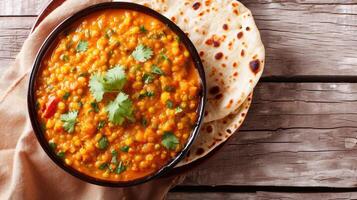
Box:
(115, 0, 265, 166)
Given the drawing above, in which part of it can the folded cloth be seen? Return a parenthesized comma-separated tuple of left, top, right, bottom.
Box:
(0, 0, 185, 199)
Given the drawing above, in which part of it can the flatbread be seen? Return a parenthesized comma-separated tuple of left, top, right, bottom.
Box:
(177, 93, 252, 167)
(117, 0, 265, 122)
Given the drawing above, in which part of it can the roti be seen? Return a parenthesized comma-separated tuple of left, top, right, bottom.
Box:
(177, 93, 252, 166)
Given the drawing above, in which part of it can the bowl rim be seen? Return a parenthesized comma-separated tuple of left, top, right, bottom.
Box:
(27, 2, 207, 187)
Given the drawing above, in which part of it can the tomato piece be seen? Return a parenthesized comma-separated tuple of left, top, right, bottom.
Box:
(43, 96, 60, 118)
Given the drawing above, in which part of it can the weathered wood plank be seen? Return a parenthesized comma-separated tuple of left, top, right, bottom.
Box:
(168, 192, 256, 200)
(0, 0, 50, 16)
(1, 1, 357, 78)
(0, 17, 34, 72)
(182, 83, 357, 187)
(168, 192, 357, 200)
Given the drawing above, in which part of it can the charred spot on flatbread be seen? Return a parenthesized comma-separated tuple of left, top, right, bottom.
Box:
(249, 59, 261, 74)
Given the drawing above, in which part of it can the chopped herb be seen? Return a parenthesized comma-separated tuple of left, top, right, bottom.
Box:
(161, 131, 179, 150)
(120, 145, 130, 152)
(98, 136, 109, 150)
(132, 44, 153, 62)
(106, 92, 134, 125)
(151, 65, 165, 75)
(99, 163, 108, 170)
(175, 36, 181, 43)
(111, 150, 118, 164)
(97, 120, 105, 129)
(90, 102, 100, 113)
(61, 111, 78, 133)
(105, 29, 114, 39)
(89, 66, 127, 102)
(149, 32, 166, 40)
(142, 73, 154, 84)
(164, 85, 175, 92)
(139, 25, 147, 33)
(76, 40, 88, 53)
(79, 72, 90, 77)
(49, 142, 57, 150)
(78, 102, 83, 108)
(166, 100, 174, 108)
(115, 161, 126, 174)
(57, 151, 65, 159)
(141, 118, 148, 127)
(63, 92, 70, 100)
(159, 52, 169, 61)
(175, 106, 183, 114)
(60, 54, 69, 62)
(139, 91, 155, 99)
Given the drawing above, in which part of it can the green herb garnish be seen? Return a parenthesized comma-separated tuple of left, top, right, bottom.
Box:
(120, 146, 130, 152)
(60, 54, 69, 62)
(175, 107, 183, 114)
(139, 91, 155, 99)
(151, 65, 164, 75)
(49, 142, 57, 150)
(161, 131, 179, 150)
(97, 120, 105, 130)
(89, 66, 127, 102)
(57, 151, 65, 159)
(63, 92, 70, 100)
(90, 102, 100, 113)
(132, 44, 153, 62)
(141, 118, 148, 127)
(142, 73, 154, 84)
(99, 163, 108, 170)
(106, 92, 134, 125)
(98, 136, 109, 150)
(111, 150, 118, 164)
(115, 161, 126, 174)
(164, 85, 175, 92)
(61, 111, 78, 133)
(166, 100, 174, 108)
(76, 40, 88, 53)
(139, 25, 147, 33)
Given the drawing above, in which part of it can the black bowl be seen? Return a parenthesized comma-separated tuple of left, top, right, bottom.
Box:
(27, 2, 206, 187)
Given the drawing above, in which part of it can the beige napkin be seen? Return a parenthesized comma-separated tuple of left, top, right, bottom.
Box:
(0, 0, 185, 199)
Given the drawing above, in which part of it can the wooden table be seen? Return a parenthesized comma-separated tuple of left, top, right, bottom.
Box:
(2, 0, 357, 199)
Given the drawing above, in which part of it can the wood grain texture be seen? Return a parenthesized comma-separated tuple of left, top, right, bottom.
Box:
(0, 17, 34, 72)
(168, 192, 357, 200)
(1, 1, 357, 78)
(182, 83, 357, 187)
(0, 0, 50, 16)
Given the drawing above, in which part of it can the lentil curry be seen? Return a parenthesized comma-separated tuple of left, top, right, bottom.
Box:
(35, 9, 201, 181)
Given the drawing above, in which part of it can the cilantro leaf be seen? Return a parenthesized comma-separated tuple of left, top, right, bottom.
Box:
(161, 131, 179, 150)
(103, 65, 127, 91)
(89, 66, 127, 102)
(151, 65, 164, 75)
(60, 54, 69, 62)
(97, 120, 105, 130)
(89, 73, 105, 102)
(57, 151, 65, 159)
(98, 136, 109, 150)
(120, 146, 130, 152)
(166, 100, 174, 109)
(111, 150, 118, 164)
(61, 111, 78, 133)
(90, 102, 100, 113)
(99, 163, 108, 170)
(142, 73, 154, 84)
(106, 92, 134, 125)
(139, 91, 155, 99)
(63, 92, 70, 100)
(139, 25, 148, 33)
(132, 44, 153, 62)
(76, 40, 88, 53)
(164, 85, 175, 92)
(175, 107, 183, 114)
(159, 52, 169, 61)
(49, 142, 57, 150)
(115, 161, 126, 174)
